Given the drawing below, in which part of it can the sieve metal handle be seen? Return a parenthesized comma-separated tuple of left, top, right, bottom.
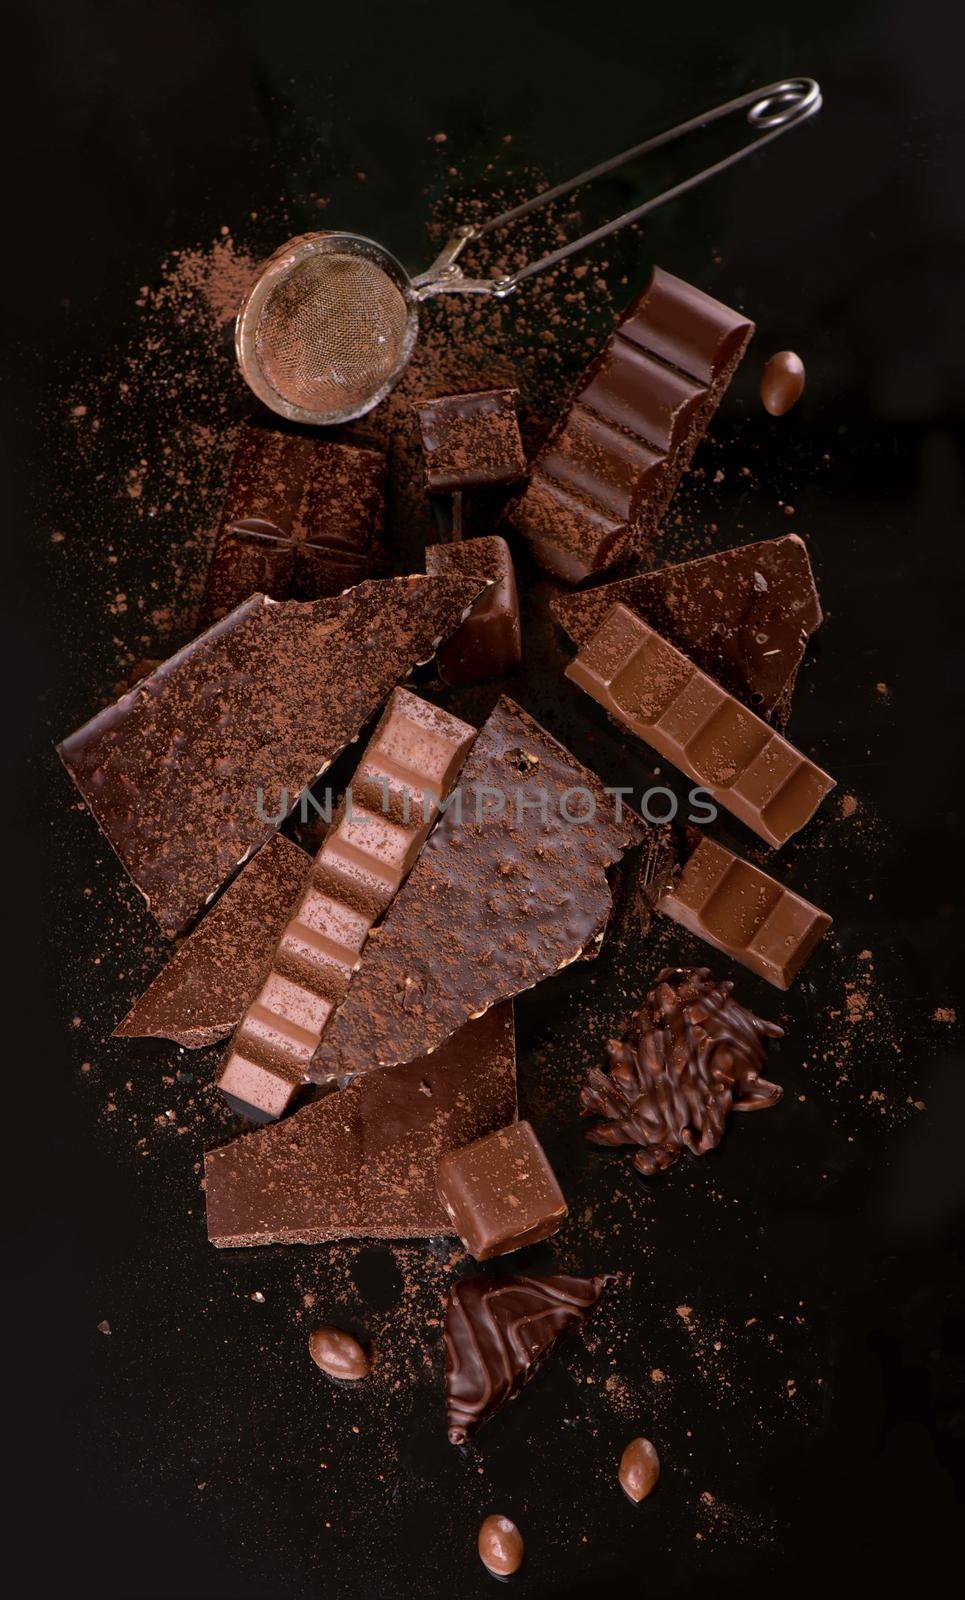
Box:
(411, 77, 821, 302)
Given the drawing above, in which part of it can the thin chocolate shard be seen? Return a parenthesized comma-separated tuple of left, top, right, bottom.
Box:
(308, 697, 644, 1085)
(426, 536, 522, 684)
(510, 268, 754, 582)
(444, 1272, 612, 1443)
(57, 576, 488, 938)
(566, 604, 835, 848)
(657, 832, 831, 989)
(205, 1004, 517, 1247)
(114, 836, 311, 1049)
(581, 966, 783, 1175)
(217, 690, 476, 1122)
(551, 535, 822, 727)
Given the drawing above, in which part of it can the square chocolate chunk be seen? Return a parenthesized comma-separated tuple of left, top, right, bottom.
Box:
(415, 388, 527, 492)
(436, 1120, 568, 1260)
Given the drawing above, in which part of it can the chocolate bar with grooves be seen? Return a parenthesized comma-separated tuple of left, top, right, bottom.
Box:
(657, 832, 832, 988)
(565, 604, 835, 848)
(217, 689, 477, 1122)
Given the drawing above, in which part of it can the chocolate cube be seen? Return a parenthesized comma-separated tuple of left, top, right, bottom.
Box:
(436, 1120, 567, 1260)
(415, 388, 526, 492)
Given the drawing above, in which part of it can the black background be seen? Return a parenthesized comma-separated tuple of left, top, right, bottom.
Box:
(7, 1, 965, 1596)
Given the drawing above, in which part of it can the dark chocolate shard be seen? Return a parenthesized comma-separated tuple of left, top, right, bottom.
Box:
(114, 836, 311, 1049)
(581, 966, 783, 1176)
(57, 576, 488, 938)
(444, 1272, 612, 1443)
(205, 1003, 517, 1247)
(308, 697, 644, 1085)
(551, 535, 822, 727)
(510, 267, 754, 582)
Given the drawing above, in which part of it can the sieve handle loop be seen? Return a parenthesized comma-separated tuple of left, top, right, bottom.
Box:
(413, 77, 821, 300)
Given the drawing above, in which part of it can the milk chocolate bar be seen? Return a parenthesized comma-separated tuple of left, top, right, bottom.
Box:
(436, 1121, 567, 1260)
(217, 690, 476, 1121)
(426, 536, 522, 684)
(551, 534, 822, 727)
(57, 576, 487, 937)
(206, 1004, 517, 1247)
(657, 833, 831, 988)
(309, 696, 644, 1086)
(566, 604, 834, 848)
(511, 267, 754, 582)
(416, 389, 526, 492)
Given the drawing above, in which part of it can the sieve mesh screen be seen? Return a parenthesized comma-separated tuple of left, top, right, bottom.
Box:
(254, 253, 409, 414)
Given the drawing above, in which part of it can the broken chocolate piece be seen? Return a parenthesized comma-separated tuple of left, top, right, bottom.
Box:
(309, 697, 643, 1085)
(114, 836, 311, 1049)
(426, 536, 522, 684)
(444, 1272, 611, 1443)
(551, 535, 822, 727)
(510, 268, 754, 582)
(581, 966, 783, 1175)
(415, 388, 526, 491)
(437, 1121, 567, 1260)
(566, 604, 835, 848)
(57, 576, 487, 938)
(657, 832, 831, 989)
(205, 1004, 516, 1247)
(217, 690, 475, 1121)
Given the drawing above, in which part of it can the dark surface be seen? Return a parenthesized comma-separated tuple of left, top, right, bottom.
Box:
(7, 1, 965, 1596)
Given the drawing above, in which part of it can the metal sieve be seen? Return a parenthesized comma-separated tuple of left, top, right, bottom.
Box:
(236, 77, 821, 426)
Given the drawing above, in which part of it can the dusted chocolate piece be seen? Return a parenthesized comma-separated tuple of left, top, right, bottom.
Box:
(114, 836, 311, 1048)
(477, 1516, 524, 1578)
(566, 604, 835, 848)
(199, 427, 387, 626)
(619, 1437, 661, 1502)
(205, 1005, 516, 1247)
(551, 535, 822, 727)
(581, 966, 783, 1175)
(217, 690, 475, 1121)
(444, 1272, 612, 1443)
(511, 268, 754, 582)
(761, 350, 806, 416)
(416, 388, 526, 491)
(437, 1121, 567, 1260)
(57, 576, 487, 938)
(657, 832, 831, 989)
(309, 697, 643, 1086)
(308, 1325, 370, 1380)
(426, 536, 522, 684)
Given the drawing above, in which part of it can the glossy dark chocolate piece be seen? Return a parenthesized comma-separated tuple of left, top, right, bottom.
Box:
(205, 1004, 517, 1247)
(216, 690, 476, 1121)
(444, 1272, 611, 1443)
(657, 832, 831, 988)
(581, 966, 783, 1175)
(114, 835, 311, 1048)
(426, 536, 522, 684)
(551, 535, 822, 728)
(57, 575, 487, 938)
(761, 350, 806, 416)
(437, 1121, 567, 1260)
(308, 696, 643, 1085)
(511, 267, 754, 582)
(566, 604, 835, 848)
(416, 388, 526, 492)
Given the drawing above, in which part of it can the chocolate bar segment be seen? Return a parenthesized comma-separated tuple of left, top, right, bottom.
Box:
(416, 388, 526, 491)
(511, 268, 754, 582)
(205, 1004, 517, 1247)
(436, 1121, 567, 1260)
(426, 536, 522, 684)
(114, 836, 311, 1049)
(566, 604, 834, 848)
(551, 535, 822, 727)
(217, 690, 476, 1121)
(57, 576, 487, 937)
(657, 833, 831, 989)
(309, 696, 644, 1085)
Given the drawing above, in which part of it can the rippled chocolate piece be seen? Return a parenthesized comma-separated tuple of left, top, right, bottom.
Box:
(511, 268, 754, 582)
(444, 1272, 612, 1443)
(551, 535, 822, 728)
(57, 576, 487, 937)
(416, 388, 526, 492)
(581, 966, 783, 1175)
(426, 536, 522, 684)
(437, 1121, 567, 1260)
(309, 697, 643, 1085)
